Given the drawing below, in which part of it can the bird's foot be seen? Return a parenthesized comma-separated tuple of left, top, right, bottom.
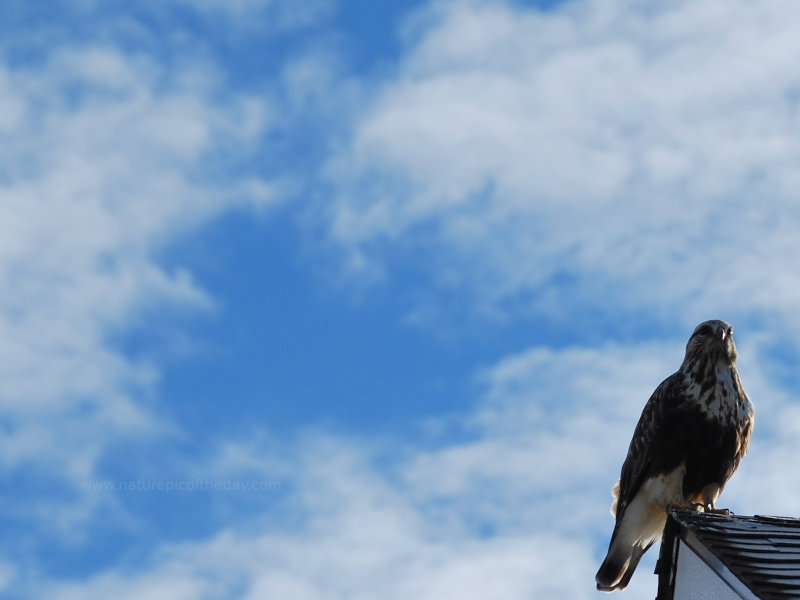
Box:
(701, 500, 731, 515)
(668, 502, 732, 515)
(668, 502, 706, 513)
(705, 507, 731, 515)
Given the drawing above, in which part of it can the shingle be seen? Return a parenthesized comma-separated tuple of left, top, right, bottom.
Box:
(669, 510, 800, 599)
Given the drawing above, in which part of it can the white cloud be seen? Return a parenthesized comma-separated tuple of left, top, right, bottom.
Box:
(5, 1, 800, 599)
(34, 330, 797, 600)
(324, 0, 800, 328)
(0, 42, 272, 485)
(38, 439, 603, 600)
(172, 0, 334, 31)
(8, 297, 787, 600)
(27, 342, 693, 600)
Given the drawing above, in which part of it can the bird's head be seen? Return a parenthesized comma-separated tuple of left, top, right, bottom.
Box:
(683, 319, 738, 367)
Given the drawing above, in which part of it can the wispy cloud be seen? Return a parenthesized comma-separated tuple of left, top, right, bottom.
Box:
(175, 0, 334, 29)
(324, 0, 800, 329)
(0, 19, 273, 527)
(23, 341, 736, 599)
(4, 1, 800, 599)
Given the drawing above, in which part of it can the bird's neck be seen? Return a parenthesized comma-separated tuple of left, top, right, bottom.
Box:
(681, 354, 734, 376)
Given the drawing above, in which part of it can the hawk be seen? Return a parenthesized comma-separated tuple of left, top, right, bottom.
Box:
(595, 319, 754, 592)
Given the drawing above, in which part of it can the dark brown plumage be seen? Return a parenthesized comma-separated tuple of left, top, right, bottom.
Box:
(596, 320, 754, 592)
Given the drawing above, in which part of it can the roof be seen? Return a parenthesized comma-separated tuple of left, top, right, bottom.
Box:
(657, 509, 800, 600)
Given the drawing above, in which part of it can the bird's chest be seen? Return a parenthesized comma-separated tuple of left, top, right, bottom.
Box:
(684, 368, 750, 426)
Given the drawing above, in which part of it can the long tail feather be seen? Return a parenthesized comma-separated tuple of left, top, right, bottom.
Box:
(595, 530, 651, 592)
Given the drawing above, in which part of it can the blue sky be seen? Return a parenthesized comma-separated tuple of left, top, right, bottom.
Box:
(3, 0, 800, 598)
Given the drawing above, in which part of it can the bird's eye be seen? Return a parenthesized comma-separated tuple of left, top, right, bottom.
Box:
(727, 327, 733, 337)
(696, 325, 712, 336)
